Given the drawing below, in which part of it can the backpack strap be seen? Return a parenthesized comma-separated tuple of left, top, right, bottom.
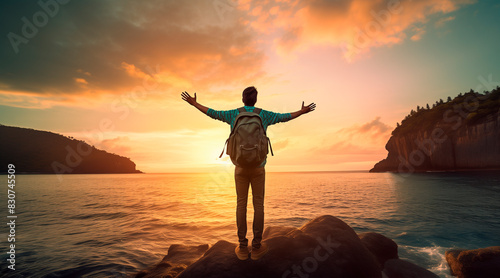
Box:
(249, 107, 272, 156)
(268, 138, 274, 156)
(219, 138, 229, 158)
(231, 107, 247, 133)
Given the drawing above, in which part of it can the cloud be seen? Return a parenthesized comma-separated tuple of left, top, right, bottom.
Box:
(0, 91, 84, 109)
(314, 117, 392, 156)
(272, 139, 289, 151)
(358, 116, 392, 134)
(0, 0, 476, 110)
(435, 16, 456, 27)
(239, 0, 475, 61)
(410, 27, 426, 41)
(0, 0, 264, 108)
(97, 136, 132, 157)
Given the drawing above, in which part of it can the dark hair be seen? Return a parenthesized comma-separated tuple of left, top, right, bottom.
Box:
(242, 86, 258, 106)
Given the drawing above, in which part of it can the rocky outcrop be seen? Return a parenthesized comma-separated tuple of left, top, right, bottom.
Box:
(359, 232, 398, 267)
(384, 259, 440, 278)
(136, 244, 209, 278)
(371, 89, 500, 173)
(136, 215, 438, 278)
(446, 246, 500, 278)
(0, 124, 141, 174)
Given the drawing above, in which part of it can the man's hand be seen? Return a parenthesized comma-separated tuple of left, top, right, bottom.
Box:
(290, 101, 316, 119)
(181, 91, 209, 114)
(301, 101, 316, 114)
(181, 91, 197, 106)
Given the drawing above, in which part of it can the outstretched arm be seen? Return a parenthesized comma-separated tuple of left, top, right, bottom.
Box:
(290, 101, 316, 119)
(181, 91, 208, 114)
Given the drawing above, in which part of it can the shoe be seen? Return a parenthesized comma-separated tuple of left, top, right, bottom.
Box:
(235, 245, 250, 260)
(250, 242, 269, 260)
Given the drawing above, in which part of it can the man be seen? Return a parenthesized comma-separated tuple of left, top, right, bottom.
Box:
(181, 87, 315, 260)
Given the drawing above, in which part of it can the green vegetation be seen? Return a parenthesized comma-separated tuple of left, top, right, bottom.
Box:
(392, 87, 500, 136)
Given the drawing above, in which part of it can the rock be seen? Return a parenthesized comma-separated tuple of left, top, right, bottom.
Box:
(383, 259, 439, 278)
(262, 225, 297, 238)
(359, 232, 399, 267)
(370, 89, 500, 173)
(136, 215, 440, 278)
(135, 244, 209, 278)
(177, 215, 382, 278)
(446, 246, 500, 278)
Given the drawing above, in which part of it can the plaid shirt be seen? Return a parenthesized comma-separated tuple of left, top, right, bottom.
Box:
(207, 106, 291, 167)
(206, 106, 291, 130)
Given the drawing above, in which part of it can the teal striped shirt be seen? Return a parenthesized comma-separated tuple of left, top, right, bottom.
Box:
(207, 106, 291, 130)
(207, 106, 291, 167)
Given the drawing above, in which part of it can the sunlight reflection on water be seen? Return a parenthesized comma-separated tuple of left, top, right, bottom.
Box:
(1, 171, 499, 277)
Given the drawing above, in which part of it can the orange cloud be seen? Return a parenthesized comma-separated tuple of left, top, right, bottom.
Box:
(97, 136, 132, 157)
(410, 27, 426, 41)
(0, 1, 265, 109)
(313, 117, 392, 156)
(74, 78, 88, 85)
(121, 62, 150, 79)
(239, 0, 474, 61)
(0, 90, 94, 109)
(272, 139, 289, 151)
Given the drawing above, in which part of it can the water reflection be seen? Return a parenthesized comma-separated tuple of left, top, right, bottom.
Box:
(1, 171, 499, 277)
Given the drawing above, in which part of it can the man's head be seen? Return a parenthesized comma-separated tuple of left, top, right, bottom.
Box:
(242, 86, 258, 106)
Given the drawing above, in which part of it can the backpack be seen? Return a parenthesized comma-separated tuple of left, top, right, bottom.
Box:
(219, 107, 273, 168)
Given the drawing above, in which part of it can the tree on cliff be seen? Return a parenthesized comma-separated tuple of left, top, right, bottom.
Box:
(392, 87, 500, 136)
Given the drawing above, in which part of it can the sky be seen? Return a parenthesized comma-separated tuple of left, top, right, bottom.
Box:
(1, 0, 499, 173)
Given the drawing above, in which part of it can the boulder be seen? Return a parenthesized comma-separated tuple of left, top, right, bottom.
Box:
(359, 232, 399, 267)
(135, 244, 209, 278)
(262, 225, 297, 238)
(446, 246, 500, 278)
(135, 215, 441, 278)
(383, 259, 439, 278)
(177, 215, 382, 278)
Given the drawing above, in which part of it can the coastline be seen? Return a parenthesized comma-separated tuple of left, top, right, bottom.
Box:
(370, 168, 500, 173)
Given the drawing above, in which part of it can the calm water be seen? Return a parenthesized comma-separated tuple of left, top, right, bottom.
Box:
(1, 170, 500, 277)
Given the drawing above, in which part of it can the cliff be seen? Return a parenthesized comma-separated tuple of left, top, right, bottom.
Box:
(136, 215, 439, 278)
(0, 124, 141, 174)
(371, 87, 500, 173)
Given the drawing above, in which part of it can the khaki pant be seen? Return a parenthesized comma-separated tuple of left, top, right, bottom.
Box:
(234, 166, 265, 248)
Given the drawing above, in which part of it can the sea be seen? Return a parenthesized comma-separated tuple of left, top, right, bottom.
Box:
(1, 170, 500, 277)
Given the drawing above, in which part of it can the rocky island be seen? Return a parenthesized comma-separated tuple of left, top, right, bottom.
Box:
(371, 87, 500, 173)
(0, 124, 141, 174)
